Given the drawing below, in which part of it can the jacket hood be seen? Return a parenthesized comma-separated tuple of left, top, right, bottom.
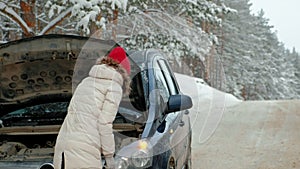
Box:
(89, 64, 123, 86)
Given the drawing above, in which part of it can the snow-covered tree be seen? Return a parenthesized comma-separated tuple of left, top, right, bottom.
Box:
(45, 0, 234, 80)
(0, 0, 235, 86)
(44, 0, 233, 37)
(218, 0, 300, 100)
(45, 0, 129, 35)
(0, 1, 34, 38)
(4, 0, 297, 100)
(0, 0, 79, 41)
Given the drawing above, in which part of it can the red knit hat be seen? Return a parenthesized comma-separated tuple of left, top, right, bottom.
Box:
(108, 47, 131, 75)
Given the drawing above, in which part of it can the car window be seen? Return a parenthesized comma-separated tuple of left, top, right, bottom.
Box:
(153, 61, 170, 102)
(158, 60, 179, 95)
(118, 70, 148, 124)
(127, 70, 148, 112)
(0, 102, 68, 127)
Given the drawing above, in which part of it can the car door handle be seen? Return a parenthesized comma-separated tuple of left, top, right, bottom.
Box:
(184, 110, 189, 115)
(179, 120, 185, 127)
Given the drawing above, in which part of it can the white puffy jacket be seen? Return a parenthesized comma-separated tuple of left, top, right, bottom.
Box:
(53, 64, 123, 169)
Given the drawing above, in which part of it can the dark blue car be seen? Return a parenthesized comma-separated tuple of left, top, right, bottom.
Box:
(0, 34, 192, 169)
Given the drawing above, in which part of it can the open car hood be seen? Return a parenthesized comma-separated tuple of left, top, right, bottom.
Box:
(0, 34, 121, 116)
(0, 35, 147, 169)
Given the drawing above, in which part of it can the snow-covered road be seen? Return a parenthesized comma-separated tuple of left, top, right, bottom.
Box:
(176, 73, 300, 169)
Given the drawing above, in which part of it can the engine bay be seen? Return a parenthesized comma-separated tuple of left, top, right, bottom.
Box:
(0, 104, 144, 163)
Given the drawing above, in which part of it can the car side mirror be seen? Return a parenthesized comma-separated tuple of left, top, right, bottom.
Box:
(166, 94, 193, 113)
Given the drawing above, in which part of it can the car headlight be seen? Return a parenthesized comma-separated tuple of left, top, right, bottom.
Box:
(115, 139, 152, 169)
(115, 157, 129, 169)
(131, 150, 151, 168)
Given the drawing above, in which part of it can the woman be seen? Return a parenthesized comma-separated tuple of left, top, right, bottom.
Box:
(53, 47, 131, 169)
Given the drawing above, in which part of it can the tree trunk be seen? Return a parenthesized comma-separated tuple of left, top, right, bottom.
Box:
(20, 0, 36, 37)
(112, 9, 119, 41)
(0, 2, 33, 37)
(90, 14, 102, 36)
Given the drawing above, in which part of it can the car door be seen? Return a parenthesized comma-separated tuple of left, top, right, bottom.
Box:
(153, 57, 190, 168)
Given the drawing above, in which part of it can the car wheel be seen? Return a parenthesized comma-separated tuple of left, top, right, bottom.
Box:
(184, 147, 191, 169)
(160, 150, 176, 169)
(167, 156, 176, 169)
(164, 149, 177, 169)
(155, 146, 179, 169)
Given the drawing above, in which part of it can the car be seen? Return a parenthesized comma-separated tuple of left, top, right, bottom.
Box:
(0, 34, 192, 169)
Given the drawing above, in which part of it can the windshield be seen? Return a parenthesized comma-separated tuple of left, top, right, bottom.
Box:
(0, 102, 69, 127)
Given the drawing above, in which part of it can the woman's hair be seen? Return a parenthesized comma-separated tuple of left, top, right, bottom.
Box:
(96, 57, 131, 95)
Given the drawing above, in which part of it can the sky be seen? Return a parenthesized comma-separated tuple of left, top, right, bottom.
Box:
(250, 0, 300, 52)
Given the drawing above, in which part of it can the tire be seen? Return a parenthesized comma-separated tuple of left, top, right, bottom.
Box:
(167, 156, 176, 169)
(150, 150, 171, 169)
(184, 147, 192, 169)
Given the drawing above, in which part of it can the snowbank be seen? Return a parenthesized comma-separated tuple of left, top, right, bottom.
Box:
(175, 73, 242, 166)
(175, 73, 241, 144)
(175, 73, 241, 107)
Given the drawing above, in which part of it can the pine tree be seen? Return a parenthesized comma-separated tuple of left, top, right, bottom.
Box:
(219, 0, 299, 100)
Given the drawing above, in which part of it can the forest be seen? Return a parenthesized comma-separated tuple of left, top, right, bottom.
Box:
(0, 0, 299, 100)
